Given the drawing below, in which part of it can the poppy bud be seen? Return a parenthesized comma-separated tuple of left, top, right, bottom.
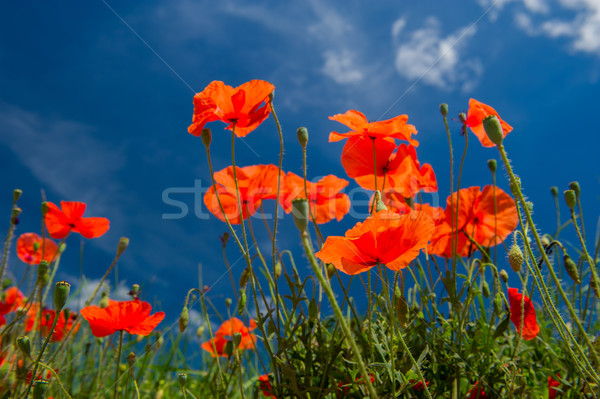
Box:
(482, 281, 490, 298)
(563, 255, 581, 284)
(439, 103, 448, 117)
(500, 269, 509, 284)
(224, 340, 235, 357)
(201, 128, 212, 148)
(100, 292, 109, 308)
(458, 112, 467, 123)
(525, 201, 534, 212)
(297, 127, 309, 148)
(568, 181, 580, 198)
(487, 159, 497, 173)
(373, 190, 387, 213)
(63, 308, 71, 321)
(178, 373, 187, 388)
(238, 288, 246, 316)
(564, 190, 576, 210)
(117, 237, 129, 257)
(550, 186, 558, 198)
(58, 242, 67, 254)
(179, 306, 189, 333)
(493, 293, 503, 316)
(541, 235, 551, 248)
(33, 379, 49, 399)
(17, 336, 31, 358)
(239, 267, 251, 288)
(155, 332, 164, 350)
(127, 352, 136, 367)
(591, 274, 600, 298)
(508, 243, 523, 273)
(37, 260, 50, 286)
(196, 326, 205, 337)
(326, 263, 336, 279)
(291, 198, 309, 233)
(41, 202, 49, 217)
(13, 189, 22, 203)
(220, 232, 230, 248)
(274, 261, 282, 280)
(482, 115, 504, 146)
(11, 207, 22, 220)
(33, 242, 41, 252)
(225, 298, 232, 308)
(54, 281, 71, 311)
(509, 177, 521, 196)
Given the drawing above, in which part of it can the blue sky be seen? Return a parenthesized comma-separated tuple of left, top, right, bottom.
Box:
(1, 1, 599, 321)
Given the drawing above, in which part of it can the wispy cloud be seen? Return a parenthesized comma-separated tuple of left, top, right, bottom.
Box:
(392, 17, 482, 91)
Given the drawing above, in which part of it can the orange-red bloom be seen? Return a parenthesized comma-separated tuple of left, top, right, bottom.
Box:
(315, 210, 434, 275)
(428, 186, 518, 258)
(329, 110, 419, 146)
(44, 201, 109, 239)
(0, 287, 24, 326)
(548, 374, 560, 399)
(280, 173, 350, 224)
(378, 191, 444, 224)
(80, 299, 164, 337)
(258, 374, 276, 398)
(202, 317, 257, 357)
(16, 233, 58, 265)
(508, 288, 539, 340)
(204, 164, 283, 224)
(466, 99, 513, 147)
(341, 137, 436, 196)
(188, 80, 275, 138)
(467, 382, 489, 399)
(26, 309, 80, 342)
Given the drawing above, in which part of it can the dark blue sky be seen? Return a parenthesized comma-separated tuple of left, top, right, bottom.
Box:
(1, 1, 599, 322)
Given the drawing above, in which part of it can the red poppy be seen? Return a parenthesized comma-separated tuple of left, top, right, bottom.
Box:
(36, 310, 80, 342)
(337, 373, 375, 397)
(315, 210, 434, 275)
(280, 173, 350, 224)
(0, 287, 24, 326)
(378, 191, 444, 224)
(428, 186, 518, 258)
(204, 164, 283, 224)
(329, 110, 419, 146)
(258, 374, 276, 398)
(188, 80, 275, 138)
(507, 288, 539, 340)
(341, 137, 437, 197)
(16, 233, 58, 265)
(467, 382, 489, 399)
(410, 379, 431, 391)
(80, 299, 164, 337)
(44, 201, 110, 239)
(201, 317, 257, 357)
(466, 99, 513, 147)
(548, 374, 560, 399)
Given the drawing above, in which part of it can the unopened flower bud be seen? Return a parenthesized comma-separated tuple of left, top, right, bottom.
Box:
(33, 242, 41, 252)
(225, 298, 232, 308)
(220, 232, 229, 248)
(196, 325, 205, 338)
(493, 293, 503, 316)
(540, 235, 551, 249)
(274, 261, 282, 280)
(33, 379, 49, 399)
(239, 267, 250, 288)
(155, 332, 164, 350)
(500, 269, 509, 284)
(117, 237, 129, 257)
(509, 177, 521, 196)
(291, 198, 309, 233)
(224, 340, 234, 357)
(100, 291, 109, 308)
(564, 190, 576, 210)
(201, 128, 212, 148)
(179, 306, 189, 333)
(16, 336, 31, 358)
(37, 261, 50, 286)
(326, 263, 336, 279)
(550, 186, 558, 198)
(487, 159, 497, 173)
(563, 255, 581, 284)
(458, 112, 467, 123)
(238, 288, 246, 316)
(11, 207, 22, 220)
(41, 202, 49, 217)
(58, 242, 67, 254)
(297, 127, 309, 148)
(568, 181, 580, 198)
(178, 373, 187, 388)
(127, 352, 136, 367)
(54, 281, 71, 311)
(508, 243, 524, 272)
(13, 189, 22, 203)
(482, 115, 504, 146)
(232, 332, 242, 348)
(481, 281, 490, 298)
(373, 191, 387, 213)
(439, 103, 449, 117)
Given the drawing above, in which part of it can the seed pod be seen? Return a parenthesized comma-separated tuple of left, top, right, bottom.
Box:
(117, 237, 130, 257)
(33, 379, 49, 399)
(564, 190, 576, 210)
(297, 127, 309, 148)
(508, 244, 524, 273)
(291, 198, 309, 233)
(54, 281, 71, 311)
(568, 181, 580, 198)
(487, 159, 497, 174)
(499, 269, 509, 284)
(178, 373, 187, 388)
(13, 189, 22, 202)
(563, 255, 581, 284)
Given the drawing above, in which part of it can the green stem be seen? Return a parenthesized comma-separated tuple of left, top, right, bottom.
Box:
(300, 231, 379, 399)
(113, 330, 124, 399)
(0, 195, 19, 283)
(25, 309, 62, 398)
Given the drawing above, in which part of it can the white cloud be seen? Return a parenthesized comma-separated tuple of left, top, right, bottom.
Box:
(392, 17, 482, 91)
(321, 49, 364, 84)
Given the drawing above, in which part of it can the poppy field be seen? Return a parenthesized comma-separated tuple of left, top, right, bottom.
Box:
(1, 79, 599, 398)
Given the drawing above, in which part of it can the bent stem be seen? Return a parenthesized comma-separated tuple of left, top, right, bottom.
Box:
(301, 231, 379, 399)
